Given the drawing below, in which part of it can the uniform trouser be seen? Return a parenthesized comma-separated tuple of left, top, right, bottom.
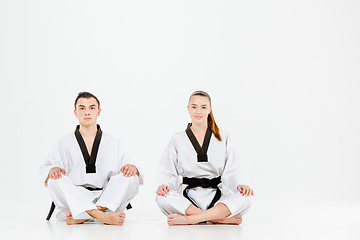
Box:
(156, 189, 252, 218)
(47, 174, 140, 220)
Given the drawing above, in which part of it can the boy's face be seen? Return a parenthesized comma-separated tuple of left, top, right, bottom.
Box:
(74, 97, 101, 127)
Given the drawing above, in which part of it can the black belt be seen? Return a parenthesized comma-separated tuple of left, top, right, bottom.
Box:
(84, 186, 103, 191)
(182, 176, 221, 210)
(46, 186, 132, 221)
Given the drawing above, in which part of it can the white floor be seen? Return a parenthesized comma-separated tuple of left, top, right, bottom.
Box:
(2, 203, 359, 240)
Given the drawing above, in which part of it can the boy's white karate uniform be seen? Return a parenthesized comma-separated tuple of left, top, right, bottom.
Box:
(156, 130, 251, 217)
(39, 131, 143, 220)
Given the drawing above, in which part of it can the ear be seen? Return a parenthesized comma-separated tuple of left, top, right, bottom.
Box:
(187, 105, 190, 113)
(98, 108, 101, 116)
(74, 109, 77, 117)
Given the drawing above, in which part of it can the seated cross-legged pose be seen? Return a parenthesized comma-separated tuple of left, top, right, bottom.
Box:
(39, 92, 143, 226)
(156, 90, 253, 226)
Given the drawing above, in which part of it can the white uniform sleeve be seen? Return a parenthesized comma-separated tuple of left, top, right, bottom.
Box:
(118, 138, 144, 185)
(156, 137, 180, 191)
(221, 133, 248, 192)
(38, 138, 69, 186)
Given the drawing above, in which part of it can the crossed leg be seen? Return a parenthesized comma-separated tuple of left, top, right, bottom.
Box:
(49, 174, 139, 226)
(66, 206, 125, 226)
(167, 203, 242, 226)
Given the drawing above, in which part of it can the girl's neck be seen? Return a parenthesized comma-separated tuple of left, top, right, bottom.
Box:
(190, 122, 208, 134)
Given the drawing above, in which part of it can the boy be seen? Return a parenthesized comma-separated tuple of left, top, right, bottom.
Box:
(39, 92, 143, 225)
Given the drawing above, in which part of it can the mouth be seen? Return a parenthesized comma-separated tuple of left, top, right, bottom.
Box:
(195, 116, 202, 119)
(84, 118, 92, 120)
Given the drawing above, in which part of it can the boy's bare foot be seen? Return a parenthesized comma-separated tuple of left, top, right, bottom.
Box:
(65, 211, 90, 225)
(100, 212, 125, 225)
(97, 206, 108, 212)
(212, 214, 242, 225)
(86, 209, 125, 226)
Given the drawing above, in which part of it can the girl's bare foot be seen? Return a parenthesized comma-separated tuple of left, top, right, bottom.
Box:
(167, 214, 195, 226)
(212, 214, 242, 225)
(65, 211, 90, 225)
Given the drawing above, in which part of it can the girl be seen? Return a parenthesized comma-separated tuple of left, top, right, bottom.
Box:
(156, 91, 253, 225)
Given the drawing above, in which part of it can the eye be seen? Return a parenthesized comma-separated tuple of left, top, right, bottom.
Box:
(80, 107, 84, 110)
(91, 107, 95, 110)
(192, 106, 196, 109)
(202, 106, 207, 109)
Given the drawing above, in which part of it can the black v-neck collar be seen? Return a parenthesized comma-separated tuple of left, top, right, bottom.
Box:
(185, 123, 212, 162)
(74, 124, 103, 173)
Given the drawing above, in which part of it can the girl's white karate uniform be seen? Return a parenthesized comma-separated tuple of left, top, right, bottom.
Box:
(39, 132, 143, 220)
(156, 130, 251, 217)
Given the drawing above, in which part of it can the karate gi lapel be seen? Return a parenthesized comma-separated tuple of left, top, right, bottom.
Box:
(185, 123, 212, 162)
(74, 124, 102, 173)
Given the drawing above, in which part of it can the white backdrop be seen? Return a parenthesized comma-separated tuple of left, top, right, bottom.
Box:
(1, 0, 359, 221)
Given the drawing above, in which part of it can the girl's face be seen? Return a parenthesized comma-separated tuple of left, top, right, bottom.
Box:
(187, 95, 212, 125)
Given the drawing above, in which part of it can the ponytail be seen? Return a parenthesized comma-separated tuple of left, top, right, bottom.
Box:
(208, 111, 222, 141)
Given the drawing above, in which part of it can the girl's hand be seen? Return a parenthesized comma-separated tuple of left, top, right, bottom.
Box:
(237, 184, 253, 196)
(156, 184, 170, 196)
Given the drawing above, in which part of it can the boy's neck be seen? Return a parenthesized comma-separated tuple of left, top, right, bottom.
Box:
(79, 124, 98, 138)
